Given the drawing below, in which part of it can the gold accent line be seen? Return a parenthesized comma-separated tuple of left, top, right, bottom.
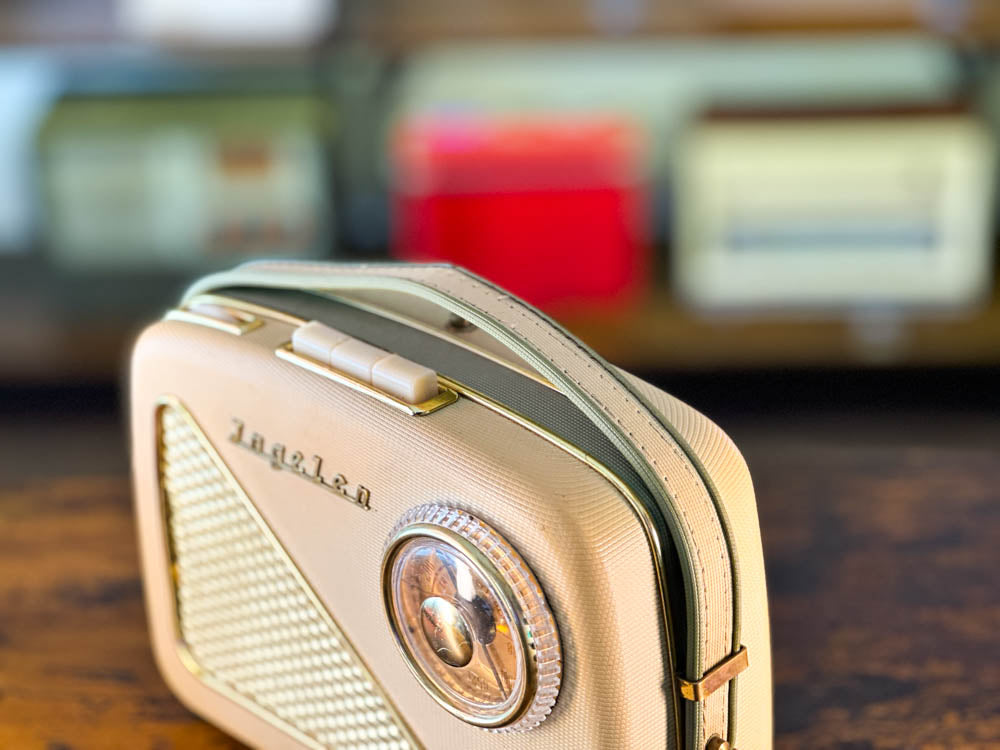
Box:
(154, 395, 422, 750)
(437, 375, 683, 750)
(165, 307, 263, 336)
(275, 343, 458, 416)
(678, 647, 749, 702)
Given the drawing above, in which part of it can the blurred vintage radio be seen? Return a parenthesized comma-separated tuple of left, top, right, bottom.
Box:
(674, 112, 995, 311)
(390, 118, 649, 312)
(38, 93, 329, 270)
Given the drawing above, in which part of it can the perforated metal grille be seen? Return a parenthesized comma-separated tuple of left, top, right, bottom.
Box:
(158, 403, 417, 750)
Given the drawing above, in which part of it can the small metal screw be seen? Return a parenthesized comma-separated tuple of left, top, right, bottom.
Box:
(706, 737, 731, 750)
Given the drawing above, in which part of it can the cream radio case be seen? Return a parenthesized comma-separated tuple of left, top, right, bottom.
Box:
(130, 261, 772, 750)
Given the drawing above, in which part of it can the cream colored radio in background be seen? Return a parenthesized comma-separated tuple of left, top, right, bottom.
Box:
(674, 115, 995, 310)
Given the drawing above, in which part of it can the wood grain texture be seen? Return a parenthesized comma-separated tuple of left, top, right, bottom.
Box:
(0, 406, 997, 749)
(732, 413, 1000, 750)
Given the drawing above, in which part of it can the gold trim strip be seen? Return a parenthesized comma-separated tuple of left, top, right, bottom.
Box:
(678, 646, 749, 702)
(275, 343, 458, 416)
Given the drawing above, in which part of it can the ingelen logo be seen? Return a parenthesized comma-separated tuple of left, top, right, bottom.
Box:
(228, 418, 371, 510)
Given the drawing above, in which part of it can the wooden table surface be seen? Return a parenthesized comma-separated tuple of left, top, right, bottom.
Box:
(1, 390, 998, 749)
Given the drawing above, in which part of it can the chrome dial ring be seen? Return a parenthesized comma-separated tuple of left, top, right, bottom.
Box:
(381, 504, 561, 732)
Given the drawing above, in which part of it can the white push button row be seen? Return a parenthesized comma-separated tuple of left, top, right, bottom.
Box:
(290, 320, 440, 405)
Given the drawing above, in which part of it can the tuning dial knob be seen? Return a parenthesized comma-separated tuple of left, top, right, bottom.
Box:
(381, 505, 561, 732)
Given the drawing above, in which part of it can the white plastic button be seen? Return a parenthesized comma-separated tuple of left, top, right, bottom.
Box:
(329, 338, 390, 382)
(372, 354, 439, 404)
(292, 321, 350, 362)
(189, 302, 242, 325)
(290, 321, 441, 405)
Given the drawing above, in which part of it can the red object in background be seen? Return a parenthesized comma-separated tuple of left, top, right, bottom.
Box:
(391, 118, 648, 312)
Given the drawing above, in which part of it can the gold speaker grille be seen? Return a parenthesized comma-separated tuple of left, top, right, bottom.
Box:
(158, 402, 417, 750)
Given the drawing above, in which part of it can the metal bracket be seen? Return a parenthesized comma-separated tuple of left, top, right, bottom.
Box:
(678, 646, 749, 702)
(166, 305, 263, 337)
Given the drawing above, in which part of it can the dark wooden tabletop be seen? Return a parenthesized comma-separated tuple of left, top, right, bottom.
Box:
(1, 389, 998, 749)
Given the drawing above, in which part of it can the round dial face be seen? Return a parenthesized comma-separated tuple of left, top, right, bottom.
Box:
(381, 505, 561, 732)
(390, 538, 525, 718)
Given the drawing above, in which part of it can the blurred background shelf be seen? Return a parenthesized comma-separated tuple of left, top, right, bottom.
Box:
(1, 0, 999, 381)
(4, 275, 998, 382)
(565, 287, 1000, 370)
(347, 0, 1000, 43)
(6, 0, 1000, 46)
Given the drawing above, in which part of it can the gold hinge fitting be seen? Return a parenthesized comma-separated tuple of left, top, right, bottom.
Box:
(678, 646, 749, 702)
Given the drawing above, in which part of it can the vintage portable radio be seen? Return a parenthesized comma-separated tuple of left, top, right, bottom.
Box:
(673, 114, 994, 310)
(130, 261, 771, 749)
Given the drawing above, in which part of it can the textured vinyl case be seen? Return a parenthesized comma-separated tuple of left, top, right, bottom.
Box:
(130, 262, 771, 750)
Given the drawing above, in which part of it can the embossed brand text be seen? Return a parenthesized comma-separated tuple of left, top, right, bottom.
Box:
(228, 418, 371, 510)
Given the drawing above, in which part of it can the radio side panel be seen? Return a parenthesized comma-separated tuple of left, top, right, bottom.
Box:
(130, 316, 674, 749)
(623, 372, 773, 749)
